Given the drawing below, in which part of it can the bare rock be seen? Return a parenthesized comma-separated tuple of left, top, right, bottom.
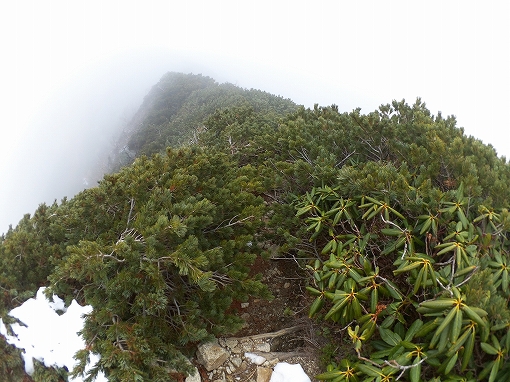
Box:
(256, 367, 273, 382)
(236, 360, 249, 374)
(196, 340, 230, 371)
(254, 342, 271, 352)
(226, 364, 235, 374)
(231, 356, 243, 368)
(231, 346, 243, 354)
(224, 338, 238, 349)
(185, 366, 201, 382)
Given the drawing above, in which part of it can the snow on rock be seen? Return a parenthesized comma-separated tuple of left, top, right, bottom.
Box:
(270, 362, 311, 382)
(0, 318, 8, 337)
(185, 366, 201, 382)
(1, 287, 106, 381)
(245, 352, 266, 365)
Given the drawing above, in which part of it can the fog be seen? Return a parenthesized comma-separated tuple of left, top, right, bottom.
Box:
(0, 51, 222, 234)
(0, 47, 375, 234)
(0, 49, 312, 234)
(1, 1, 509, 234)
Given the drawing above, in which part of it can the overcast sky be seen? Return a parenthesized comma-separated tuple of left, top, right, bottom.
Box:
(0, 0, 509, 234)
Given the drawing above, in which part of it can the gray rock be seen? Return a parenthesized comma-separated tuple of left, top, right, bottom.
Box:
(254, 342, 271, 352)
(231, 346, 243, 354)
(225, 338, 238, 349)
(213, 371, 226, 382)
(231, 356, 243, 368)
(196, 340, 230, 371)
(266, 358, 280, 367)
(237, 361, 249, 373)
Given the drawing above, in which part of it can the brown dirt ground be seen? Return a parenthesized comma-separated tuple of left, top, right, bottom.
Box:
(229, 256, 328, 380)
(233, 256, 313, 336)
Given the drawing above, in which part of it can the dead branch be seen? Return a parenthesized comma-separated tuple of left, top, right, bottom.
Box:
(228, 325, 305, 341)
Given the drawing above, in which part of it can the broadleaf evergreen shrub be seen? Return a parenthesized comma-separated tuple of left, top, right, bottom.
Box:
(299, 183, 510, 381)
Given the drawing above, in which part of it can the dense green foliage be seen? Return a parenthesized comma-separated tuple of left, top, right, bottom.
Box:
(2, 147, 271, 381)
(50, 148, 271, 381)
(300, 183, 510, 381)
(0, 336, 25, 381)
(2, 73, 510, 381)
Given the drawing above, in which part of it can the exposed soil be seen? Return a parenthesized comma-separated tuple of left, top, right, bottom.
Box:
(229, 255, 327, 380)
(234, 256, 311, 335)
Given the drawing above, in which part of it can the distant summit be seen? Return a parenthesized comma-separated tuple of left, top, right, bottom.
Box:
(107, 72, 297, 171)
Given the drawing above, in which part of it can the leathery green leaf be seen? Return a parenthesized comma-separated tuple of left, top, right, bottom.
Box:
(309, 296, 325, 318)
(370, 287, 378, 313)
(431, 306, 458, 348)
(379, 327, 402, 346)
(393, 261, 422, 275)
(436, 243, 457, 256)
(381, 228, 403, 236)
(461, 304, 487, 328)
(324, 297, 349, 320)
(419, 217, 432, 235)
(306, 286, 322, 296)
(443, 352, 458, 375)
(450, 308, 463, 343)
(409, 355, 421, 382)
(415, 318, 439, 338)
(446, 325, 471, 357)
(480, 342, 499, 355)
(405, 319, 424, 342)
(356, 363, 382, 378)
(489, 358, 502, 382)
(413, 267, 425, 295)
(461, 329, 475, 371)
(418, 298, 456, 311)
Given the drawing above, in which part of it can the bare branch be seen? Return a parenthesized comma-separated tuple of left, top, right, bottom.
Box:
(126, 198, 136, 227)
(204, 215, 254, 233)
(336, 149, 356, 167)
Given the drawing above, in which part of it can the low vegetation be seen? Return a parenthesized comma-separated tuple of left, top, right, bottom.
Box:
(2, 72, 510, 381)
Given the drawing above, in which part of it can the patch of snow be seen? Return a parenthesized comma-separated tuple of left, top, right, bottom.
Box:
(46, 291, 67, 313)
(270, 362, 311, 382)
(1, 287, 106, 381)
(1, 288, 314, 382)
(245, 352, 266, 365)
(0, 318, 7, 337)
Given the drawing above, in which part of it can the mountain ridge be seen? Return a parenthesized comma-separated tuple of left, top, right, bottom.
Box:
(2, 72, 510, 381)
